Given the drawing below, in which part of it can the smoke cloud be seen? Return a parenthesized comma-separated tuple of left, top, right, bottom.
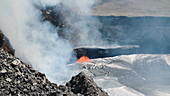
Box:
(0, 0, 73, 83)
(0, 0, 100, 83)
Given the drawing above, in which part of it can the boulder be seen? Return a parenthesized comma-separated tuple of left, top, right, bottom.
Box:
(66, 72, 108, 96)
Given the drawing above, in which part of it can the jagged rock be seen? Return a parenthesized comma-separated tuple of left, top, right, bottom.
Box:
(0, 30, 15, 55)
(66, 72, 108, 96)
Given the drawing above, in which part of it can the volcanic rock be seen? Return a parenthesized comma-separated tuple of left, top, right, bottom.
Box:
(0, 48, 72, 95)
(66, 72, 108, 96)
(0, 30, 15, 55)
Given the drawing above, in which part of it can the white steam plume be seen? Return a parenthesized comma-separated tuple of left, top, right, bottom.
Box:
(0, 0, 75, 83)
(0, 0, 105, 83)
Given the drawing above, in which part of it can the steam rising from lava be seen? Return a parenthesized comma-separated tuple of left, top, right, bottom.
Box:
(0, 0, 99, 83)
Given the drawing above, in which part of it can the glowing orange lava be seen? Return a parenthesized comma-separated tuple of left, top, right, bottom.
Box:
(77, 56, 90, 63)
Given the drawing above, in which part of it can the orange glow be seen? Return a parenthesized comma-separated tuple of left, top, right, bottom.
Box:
(77, 56, 90, 63)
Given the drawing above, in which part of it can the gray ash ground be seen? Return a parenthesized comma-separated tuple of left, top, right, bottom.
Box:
(0, 48, 108, 96)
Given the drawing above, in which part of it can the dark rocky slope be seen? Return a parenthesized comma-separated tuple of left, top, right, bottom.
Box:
(0, 48, 74, 95)
(0, 30, 14, 55)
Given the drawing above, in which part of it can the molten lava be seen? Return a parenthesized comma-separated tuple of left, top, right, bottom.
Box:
(77, 56, 91, 63)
